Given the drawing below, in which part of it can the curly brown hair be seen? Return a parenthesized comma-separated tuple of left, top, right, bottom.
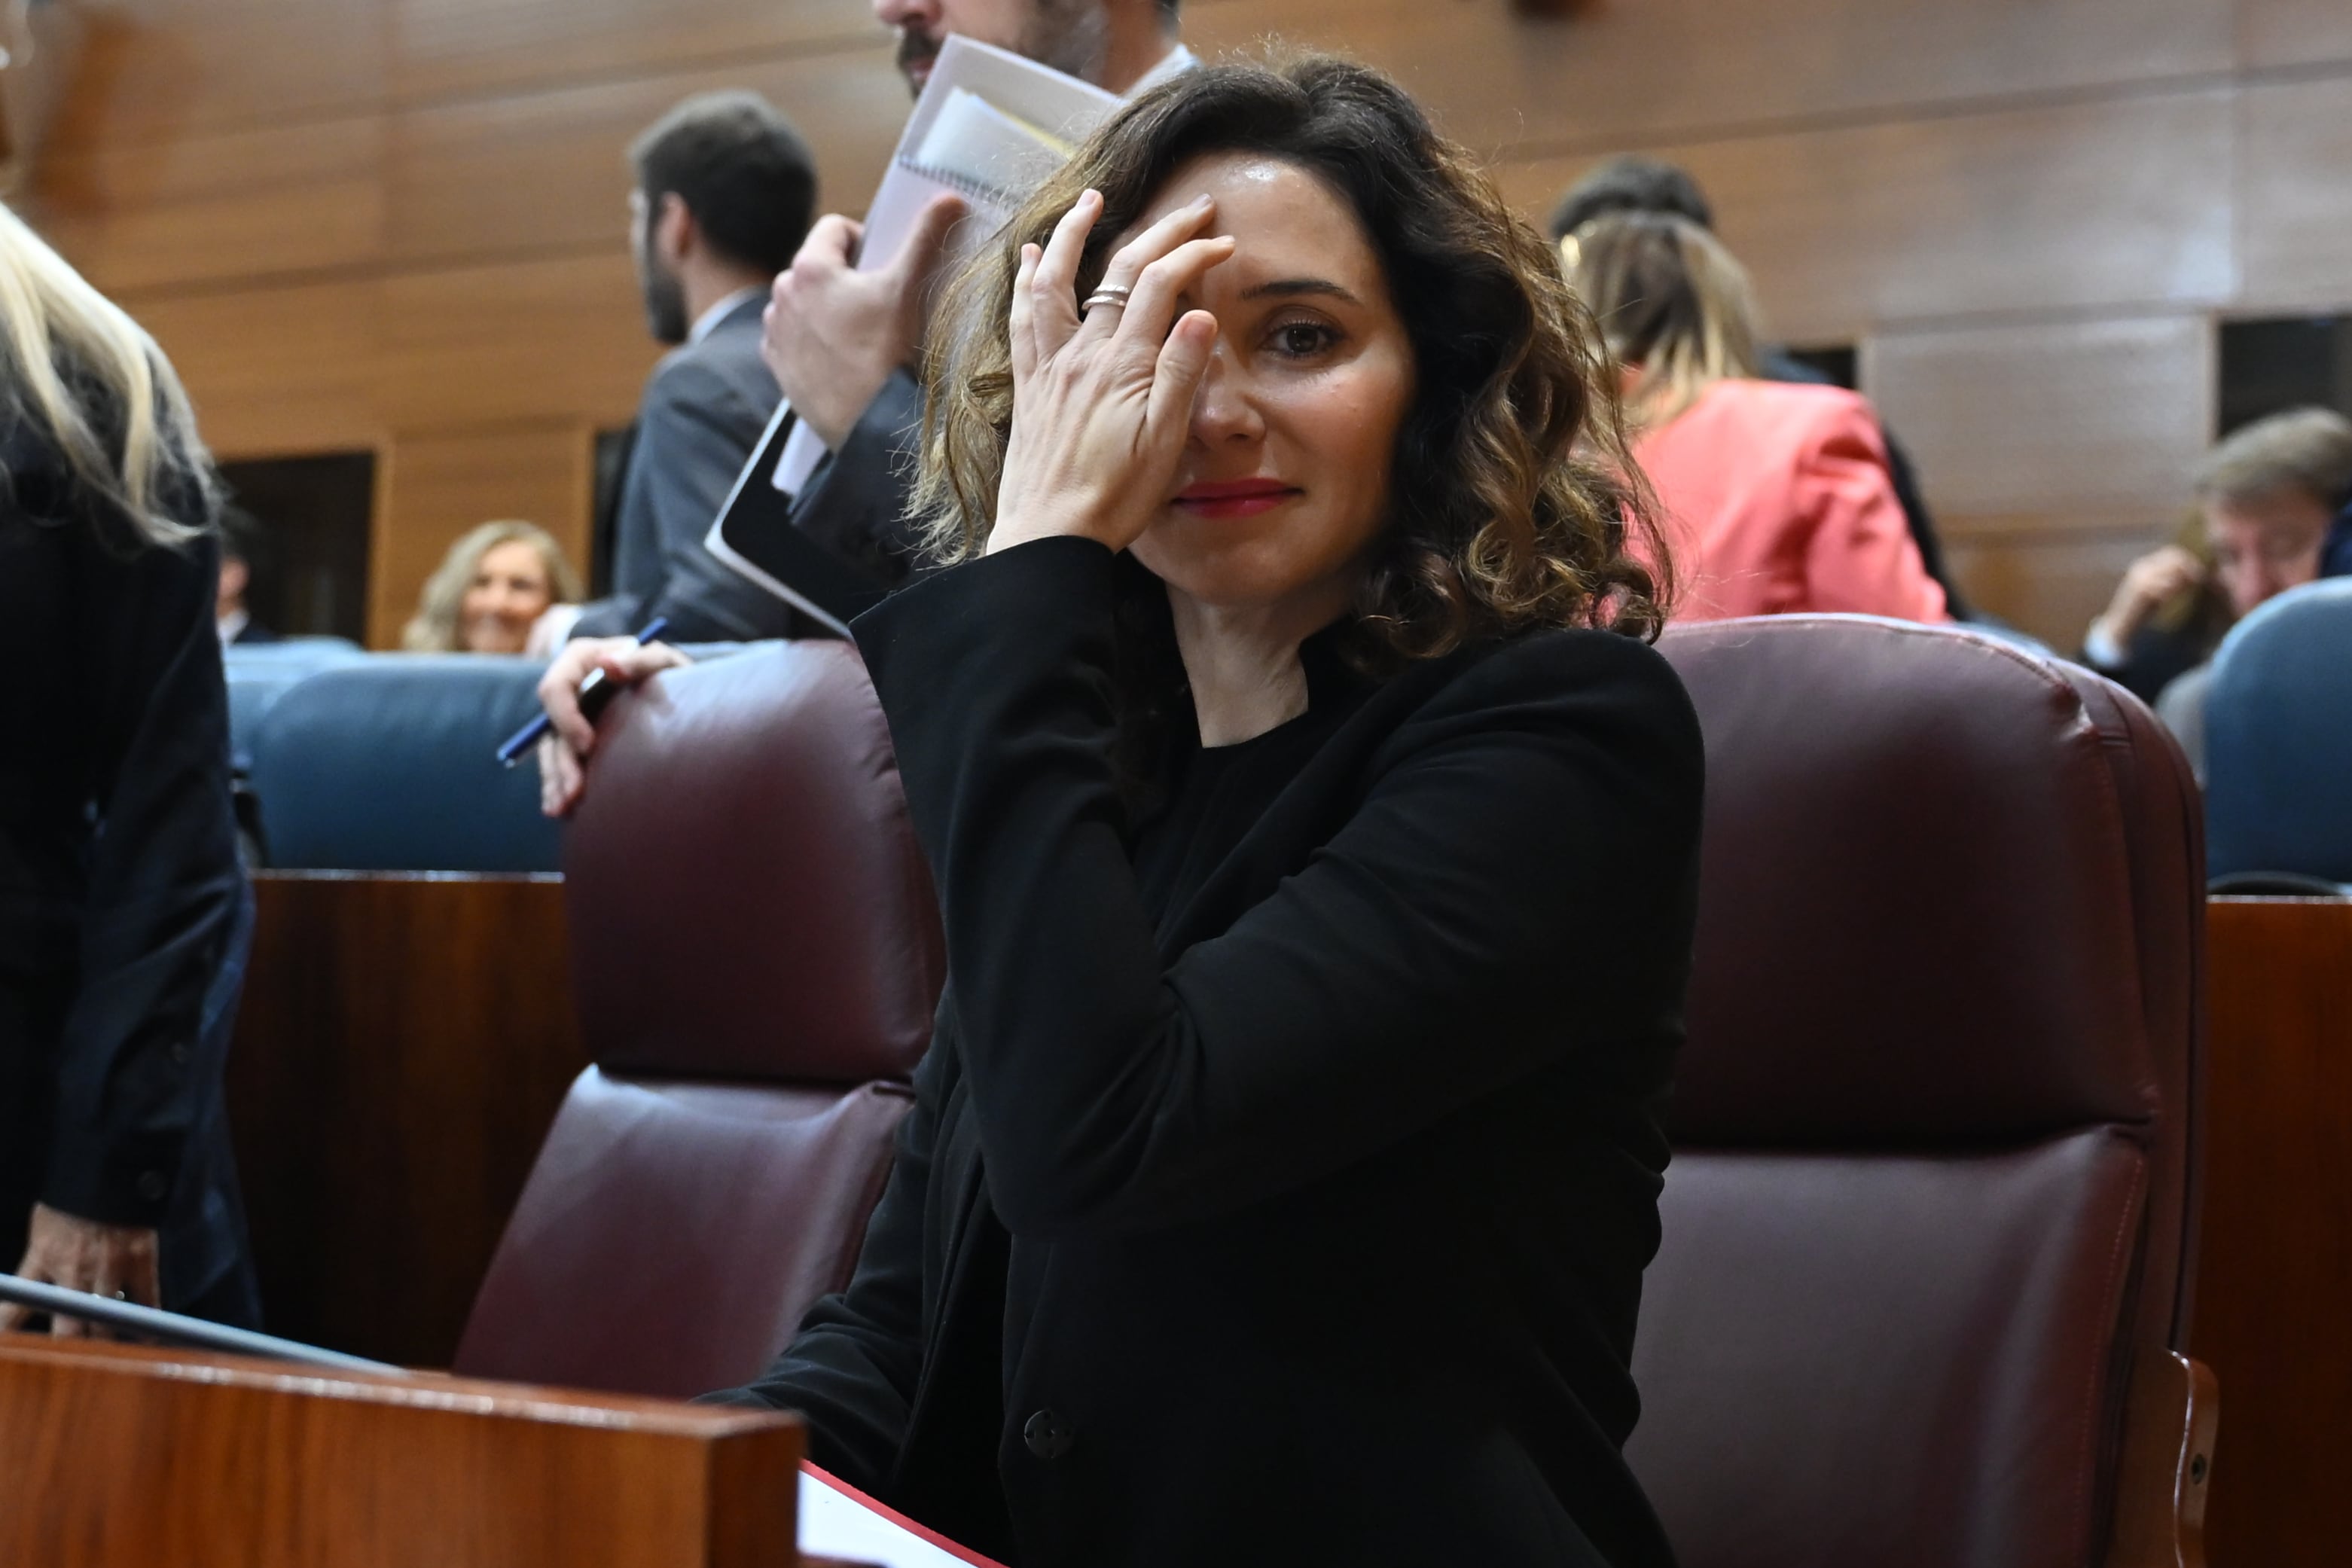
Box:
(914, 53, 1671, 661)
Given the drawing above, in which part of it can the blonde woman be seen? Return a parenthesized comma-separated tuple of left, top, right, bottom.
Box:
(402, 520, 583, 654)
(0, 203, 258, 1335)
(1566, 210, 1947, 623)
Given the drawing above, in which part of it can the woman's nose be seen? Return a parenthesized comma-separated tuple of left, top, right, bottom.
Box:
(1187, 347, 1265, 447)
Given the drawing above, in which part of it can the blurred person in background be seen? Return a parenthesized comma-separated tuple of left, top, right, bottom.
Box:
(404, 520, 584, 654)
(566, 90, 819, 644)
(215, 504, 279, 645)
(0, 203, 259, 1334)
(1567, 210, 1948, 624)
(1551, 156, 1974, 621)
(538, 1, 1201, 810)
(2085, 407, 2352, 699)
(2084, 406, 2352, 771)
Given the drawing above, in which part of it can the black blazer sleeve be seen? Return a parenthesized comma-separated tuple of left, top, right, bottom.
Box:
(851, 536, 1704, 1240)
(702, 1033, 945, 1489)
(785, 369, 929, 592)
(45, 530, 243, 1228)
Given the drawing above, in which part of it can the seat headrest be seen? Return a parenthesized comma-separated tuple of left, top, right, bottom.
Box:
(246, 655, 559, 872)
(1657, 617, 2181, 1148)
(564, 642, 944, 1085)
(2205, 578, 2352, 884)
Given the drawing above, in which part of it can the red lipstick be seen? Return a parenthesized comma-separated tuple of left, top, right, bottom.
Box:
(1172, 479, 1301, 520)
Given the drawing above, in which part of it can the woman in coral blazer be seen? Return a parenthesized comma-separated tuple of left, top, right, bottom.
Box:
(1567, 212, 1948, 624)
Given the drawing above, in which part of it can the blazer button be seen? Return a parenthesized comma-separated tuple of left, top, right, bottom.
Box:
(1022, 1409, 1074, 1460)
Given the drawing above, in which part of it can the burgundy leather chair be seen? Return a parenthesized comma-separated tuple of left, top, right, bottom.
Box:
(1642, 617, 2215, 1568)
(454, 642, 944, 1400)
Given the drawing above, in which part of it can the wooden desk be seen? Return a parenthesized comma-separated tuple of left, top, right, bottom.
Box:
(227, 872, 586, 1365)
(0, 1339, 801, 1567)
(2195, 896, 2352, 1568)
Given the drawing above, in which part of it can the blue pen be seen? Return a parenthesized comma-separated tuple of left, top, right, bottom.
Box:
(496, 617, 670, 767)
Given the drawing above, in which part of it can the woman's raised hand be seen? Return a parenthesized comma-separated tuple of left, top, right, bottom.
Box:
(987, 190, 1236, 556)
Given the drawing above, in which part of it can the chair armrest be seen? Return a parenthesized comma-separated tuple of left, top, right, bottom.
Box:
(2106, 1350, 2219, 1568)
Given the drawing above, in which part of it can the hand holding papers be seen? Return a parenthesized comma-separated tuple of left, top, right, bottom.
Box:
(769, 35, 1122, 498)
(709, 35, 1123, 623)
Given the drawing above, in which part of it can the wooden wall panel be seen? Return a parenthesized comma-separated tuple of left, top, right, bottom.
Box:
(372, 425, 596, 648)
(227, 874, 585, 1366)
(137, 279, 383, 459)
(387, 0, 882, 102)
(374, 255, 654, 432)
(2238, 0, 2352, 69)
(1188, 0, 2235, 154)
(30, 118, 387, 292)
(1941, 530, 2160, 654)
(46, 2, 388, 152)
(385, 52, 904, 269)
(1501, 90, 2236, 343)
(2235, 74, 2352, 313)
(2196, 898, 2352, 1568)
(1865, 315, 2213, 517)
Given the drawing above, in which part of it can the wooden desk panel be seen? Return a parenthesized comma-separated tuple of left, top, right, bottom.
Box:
(228, 873, 587, 1368)
(0, 1340, 800, 1568)
(2195, 897, 2352, 1568)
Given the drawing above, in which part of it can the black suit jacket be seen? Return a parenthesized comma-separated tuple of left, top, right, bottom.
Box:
(575, 295, 811, 641)
(0, 416, 256, 1322)
(783, 367, 931, 594)
(715, 539, 1703, 1568)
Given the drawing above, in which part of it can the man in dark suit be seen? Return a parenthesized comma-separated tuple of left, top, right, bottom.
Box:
(569, 92, 818, 642)
(762, 0, 1196, 595)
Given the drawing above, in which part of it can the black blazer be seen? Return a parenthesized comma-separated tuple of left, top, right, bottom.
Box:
(0, 416, 255, 1322)
(574, 295, 810, 642)
(716, 539, 1704, 1568)
(784, 366, 930, 593)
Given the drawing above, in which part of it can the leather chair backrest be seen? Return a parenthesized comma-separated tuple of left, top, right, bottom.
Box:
(245, 654, 558, 871)
(2204, 578, 2352, 885)
(456, 643, 945, 1398)
(223, 639, 368, 767)
(1640, 617, 2202, 1568)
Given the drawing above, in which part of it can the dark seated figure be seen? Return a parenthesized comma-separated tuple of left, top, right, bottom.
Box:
(696, 59, 1704, 1568)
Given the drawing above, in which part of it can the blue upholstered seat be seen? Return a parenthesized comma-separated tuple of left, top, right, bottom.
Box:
(244, 654, 560, 872)
(2204, 578, 2352, 890)
(223, 638, 368, 767)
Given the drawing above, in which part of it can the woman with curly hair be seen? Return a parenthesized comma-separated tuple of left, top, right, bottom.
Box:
(688, 56, 1701, 1568)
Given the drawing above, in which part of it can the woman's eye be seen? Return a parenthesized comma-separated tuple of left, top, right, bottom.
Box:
(1268, 321, 1338, 358)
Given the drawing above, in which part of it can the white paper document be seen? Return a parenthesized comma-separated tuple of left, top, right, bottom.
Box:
(799, 1464, 1008, 1568)
(769, 34, 1121, 499)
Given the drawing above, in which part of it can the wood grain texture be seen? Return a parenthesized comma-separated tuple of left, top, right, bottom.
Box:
(2238, 0, 2352, 69)
(2236, 73, 2352, 313)
(1865, 315, 2213, 516)
(1501, 89, 2236, 343)
(2194, 898, 2352, 1568)
(1188, 0, 2235, 154)
(372, 424, 595, 648)
(0, 1340, 801, 1568)
(227, 873, 587, 1368)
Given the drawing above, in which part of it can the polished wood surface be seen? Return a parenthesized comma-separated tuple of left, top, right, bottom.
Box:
(227, 872, 586, 1368)
(0, 1339, 801, 1568)
(14, 1, 2352, 646)
(2194, 897, 2352, 1568)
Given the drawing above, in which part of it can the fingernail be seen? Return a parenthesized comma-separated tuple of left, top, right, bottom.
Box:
(1191, 195, 1213, 210)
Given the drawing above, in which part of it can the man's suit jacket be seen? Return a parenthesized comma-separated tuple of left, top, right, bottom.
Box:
(574, 295, 812, 642)
(784, 366, 930, 595)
